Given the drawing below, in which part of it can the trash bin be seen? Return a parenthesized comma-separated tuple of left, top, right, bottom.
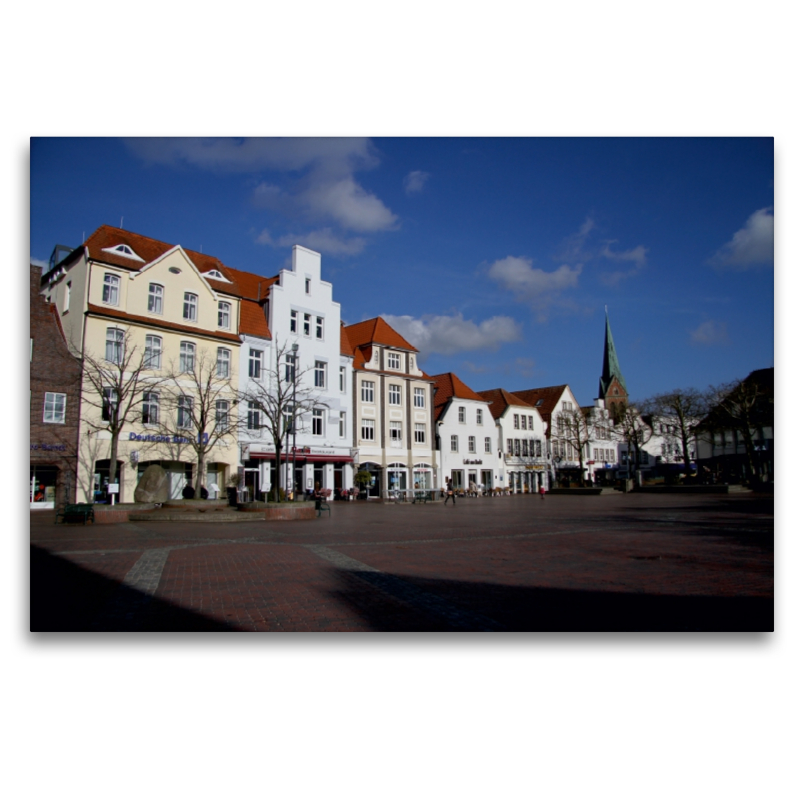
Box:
(227, 487, 238, 506)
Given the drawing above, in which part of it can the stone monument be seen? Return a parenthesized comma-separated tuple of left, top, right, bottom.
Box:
(134, 464, 170, 503)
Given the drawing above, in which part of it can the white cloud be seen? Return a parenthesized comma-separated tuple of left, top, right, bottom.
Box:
(600, 242, 648, 268)
(488, 256, 581, 319)
(257, 228, 366, 257)
(709, 207, 774, 270)
(302, 177, 398, 232)
(690, 320, 729, 345)
(403, 170, 430, 194)
(555, 216, 595, 263)
(382, 313, 522, 359)
(30, 257, 48, 268)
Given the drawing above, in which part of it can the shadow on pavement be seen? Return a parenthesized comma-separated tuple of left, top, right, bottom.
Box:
(30, 545, 234, 632)
(330, 569, 774, 632)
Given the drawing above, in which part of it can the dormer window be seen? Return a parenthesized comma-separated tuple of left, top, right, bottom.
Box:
(101, 244, 145, 262)
(203, 269, 231, 283)
(388, 352, 400, 370)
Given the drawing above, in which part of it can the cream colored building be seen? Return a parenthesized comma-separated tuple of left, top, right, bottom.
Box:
(41, 225, 242, 502)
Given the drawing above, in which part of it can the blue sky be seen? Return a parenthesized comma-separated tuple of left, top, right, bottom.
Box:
(30, 137, 774, 404)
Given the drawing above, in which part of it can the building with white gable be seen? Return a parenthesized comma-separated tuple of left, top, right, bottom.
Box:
(432, 372, 501, 492)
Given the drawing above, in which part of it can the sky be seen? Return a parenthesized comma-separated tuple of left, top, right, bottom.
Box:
(30, 136, 774, 405)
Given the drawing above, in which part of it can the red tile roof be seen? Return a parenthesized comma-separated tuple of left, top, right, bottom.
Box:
(344, 317, 418, 352)
(239, 299, 270, 339)
(340, 324, 355, 358)
(511, 385, 570, 423)
(476, 388, 533, 420)
(87, 304, 242, 343)
(431, 372, 486, 421)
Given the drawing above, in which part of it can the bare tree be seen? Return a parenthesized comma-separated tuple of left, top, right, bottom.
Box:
(238, 339, 321, 501)
(641, 388, 707, 474)
(555, 407, 593, 485)
(702, 373, 773, 485)
(155, 347, 239, 493)
(614, 405, 654, 483)
(72, 329, 163, 489)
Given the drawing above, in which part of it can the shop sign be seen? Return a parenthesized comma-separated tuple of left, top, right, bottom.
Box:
(463, 458, 483, 464)
(30, 443, 67, 451)
(128, 432, 209, 444)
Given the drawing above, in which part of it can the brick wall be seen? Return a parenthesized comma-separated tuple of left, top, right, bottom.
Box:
(30, 265, 82, 503)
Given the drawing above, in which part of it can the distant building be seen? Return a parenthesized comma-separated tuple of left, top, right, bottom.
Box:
(597, 310, 628, 423)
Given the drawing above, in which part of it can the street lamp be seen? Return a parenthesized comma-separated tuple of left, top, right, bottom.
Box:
(291, 343, 298, 501)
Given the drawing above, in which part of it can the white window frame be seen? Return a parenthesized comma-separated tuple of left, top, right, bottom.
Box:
(290, 310, 298, 333)
(285, 354, 296, 383)
(216, 347, 231, 378)
(216, 399, 229, 429)
(148, 283, 163, 315)
(388, 384, 401, 405)
(361, 418, 375, 441)
(458, 406, 466, 423)
(179, 341, 196, 373)
(312, 408, 324, 436)
(249, 348, 263, 379)
(388, 352, 400, 370)
(389, 420, 402, 442)
(339, 411, 346, 438)
(340, 366, 346, 393)
(183, 292, 198, 322)
(362, 381, 375, 404)
(476, 408, 483, 425)
(63, 282, 71, 313)
(105, 327, 124, 365)
(485, 437, 492, 453)
(43, 392, 66, 424)
(144, 335, 162, 370)
(218, 301, 231, 329)
(303, 313, 311, 336)
(513, 414, 519, 429)
(314, 361, 326, 389)
(316, 316, 324, 340)
(414, 423, 426, 444)
(246, 401, 260, 431)
(142, 391, 159, 425)
(468, 436, 476, 453)
(414, 387, 425, 408)
(102, 273, 120, 306)
(177, 395, 193, 428)
(102, 387, 118, 422)
(451, 435, 459, 453)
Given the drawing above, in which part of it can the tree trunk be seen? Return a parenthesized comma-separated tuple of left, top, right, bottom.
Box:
(109, 430, 119, 485)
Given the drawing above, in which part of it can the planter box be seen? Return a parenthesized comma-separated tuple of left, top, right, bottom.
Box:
(93, 503, 156, 524)
(262, 501, 316, 521)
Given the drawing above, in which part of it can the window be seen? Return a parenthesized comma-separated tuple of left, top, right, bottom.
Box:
(476, 408, 483, 425)
(249, 348, 263, 379)
(468, 436, 476, 453)
(314, 361, 326, 389)
(451, 435, 459, 452)
(144, 335, 162, 369)
(458, 406, 466, 423)
(563, 401, 573, 411)
(390, 421, 402, 442)
(522, 440, 529, 457)
(177, 395, 193, 428)
(246, 401, 260, 430)
(414, 387, 425, 408)
(388, 352, 400, 369)
(485, 437, 492, 454)
(179, 341, 195, 373)
(142, 391, 159, 425)
(148, 283, 163, 314)
(216, 400, 229, 428)
(183, 292, 198, 321)
(316, 316, 324, 340)
(514, 439, 521, 457)
(303, 313, 311, 336)
(415, 423, 426, 444)
(340, 366, 346, 393)
(216, 348, 231, 378)
(535, 440, 542, 457)
(305, 278, 311, 294)
(513, 414, 519, 429)
(290, 310, 298, 333)
(507, 439, 513, 455)
(528, 416, 533, 429)
(105, 327, 124, 364)
(285, 354, 296, 383)
(339, 412, 346, 438)
(102, 387, 118, 423)
(43, 392, 66, 423)
(102, 274, 120, 305)
(218, 301, 231, 329)
(63, 282, 71, 313)
(521, 416, 527, 430)
(361, 381, 375, 403)
(312, 408, 324, 436)
(361, 418, 375, 441)
(389, 384, 401, 405)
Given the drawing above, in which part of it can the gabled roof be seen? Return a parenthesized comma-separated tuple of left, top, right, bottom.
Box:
(511, 385, 570, 419)
(476, 388, 533, 420)
(344, 317, 418, 353)
(340, 324, 355, 358)
(239, 299, 271, 339)
(432, 373, 487, 421)
(82, 225, 279, 301)
(599, 310, 628, 398)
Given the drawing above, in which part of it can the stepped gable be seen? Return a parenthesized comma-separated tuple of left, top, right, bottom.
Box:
(511, 385, 568, 429)
(476, 387, 532, 420)
(344, 316, 418, 353)
(432, 372, 486, 421)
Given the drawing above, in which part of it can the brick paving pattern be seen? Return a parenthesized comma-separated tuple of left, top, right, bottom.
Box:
(30, 492, 774, 632)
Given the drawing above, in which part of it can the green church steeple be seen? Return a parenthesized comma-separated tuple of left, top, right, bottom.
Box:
(598, 309, 628, 418)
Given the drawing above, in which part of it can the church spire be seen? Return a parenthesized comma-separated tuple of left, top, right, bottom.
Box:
(598, 309, 628, 420)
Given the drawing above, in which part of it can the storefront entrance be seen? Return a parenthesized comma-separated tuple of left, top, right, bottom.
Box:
(30, 465, 58, 508)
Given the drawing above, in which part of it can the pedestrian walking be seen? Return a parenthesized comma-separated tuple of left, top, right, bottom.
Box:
(444, 477, 456, 505)
(539, 485, 546, 500)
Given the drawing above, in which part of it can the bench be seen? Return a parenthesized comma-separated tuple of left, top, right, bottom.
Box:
(56, 503, 95, 525)
(316, 489, 332, 517)
(412, 491, 432, 504)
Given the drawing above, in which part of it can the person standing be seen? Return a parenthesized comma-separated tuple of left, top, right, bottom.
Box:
(444, 477, 456, 505)
(539, 485, 546, 500)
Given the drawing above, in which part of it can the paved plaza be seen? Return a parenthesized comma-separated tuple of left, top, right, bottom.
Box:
(30, 492, 774, 632)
